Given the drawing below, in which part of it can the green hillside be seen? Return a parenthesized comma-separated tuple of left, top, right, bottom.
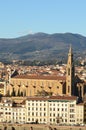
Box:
(0, 32, 86, 62)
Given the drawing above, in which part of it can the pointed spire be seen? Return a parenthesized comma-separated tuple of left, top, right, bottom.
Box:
(69, 44, 72, 54)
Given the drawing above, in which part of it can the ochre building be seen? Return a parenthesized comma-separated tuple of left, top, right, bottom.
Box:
(7, 75, 66, 96)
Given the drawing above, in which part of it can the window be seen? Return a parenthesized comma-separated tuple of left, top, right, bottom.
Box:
(57, 108, 59, 111)
(62, 108, 64, 111)
(28, 107, 30, 110)
(44, 108, 46, 111)
(50, 113, 52, 116)
(70, 104, 74, 107)
(36, 112, 38, 116)
(44, 113, 46, 116)
(68, 68, 70, 75)
(53, 108, 55, 111)
(44, 119, 46, 122)
(57, 86, 59, 89)
(57, 114, 59, 117)
(40, 113, 42, 116)
(36, 108, 38, 111)
(53, 119, 55, 122)
(53, 113, 55, 117)
(32, 107, 34, 110)
(65, 114, 67, 117)
(32, 112, 34, 116)
(32, 118, 34, 121)
(65, 119, 67, 122)
(28, 118, 30, 121)
(70, 109, 75, 112)
(65, 104, 67, 106)
(70, 114, 74, 118)
(68, 86, 70, 93)
(65, 108, 67, 111)
(28, 112, 30, 116)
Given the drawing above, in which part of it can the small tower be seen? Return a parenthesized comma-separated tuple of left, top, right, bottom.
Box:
(66, 45, 75, 96)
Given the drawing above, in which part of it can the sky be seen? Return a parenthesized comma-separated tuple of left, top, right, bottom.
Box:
(0, 0, 86, 38)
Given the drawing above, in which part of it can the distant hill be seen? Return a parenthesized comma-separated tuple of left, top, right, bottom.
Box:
(0, 32, 86, 62)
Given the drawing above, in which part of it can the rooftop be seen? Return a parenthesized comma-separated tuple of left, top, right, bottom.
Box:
(27, 95, 77, 101)
(12, 74, 66, 81)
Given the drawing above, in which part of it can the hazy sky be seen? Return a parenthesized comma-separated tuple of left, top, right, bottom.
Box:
(0, 0, 86, 38)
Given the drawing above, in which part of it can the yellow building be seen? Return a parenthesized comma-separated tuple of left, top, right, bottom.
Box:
(7, 75, 66, 96)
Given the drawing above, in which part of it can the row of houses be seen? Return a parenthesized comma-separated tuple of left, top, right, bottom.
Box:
(0, 95, 86, 125)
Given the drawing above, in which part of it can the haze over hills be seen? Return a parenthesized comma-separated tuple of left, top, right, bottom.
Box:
(0, 32, 86, 63)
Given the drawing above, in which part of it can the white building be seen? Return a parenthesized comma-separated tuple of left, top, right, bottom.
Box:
(76, 103, 84, 124)
(0, 98, 26, 123)
(26, 96, 84, 125)
(0, 96, 84, 125)
(0, 99, 13, 122)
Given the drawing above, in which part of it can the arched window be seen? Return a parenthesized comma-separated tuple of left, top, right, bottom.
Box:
(68, 68, 70, 75)
(68, 86, 70, 93)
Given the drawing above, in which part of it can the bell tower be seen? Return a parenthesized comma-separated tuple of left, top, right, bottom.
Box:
(66, 45, 75, 96)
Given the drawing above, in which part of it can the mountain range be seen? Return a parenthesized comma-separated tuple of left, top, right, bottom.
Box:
(0, 32, 86, 63)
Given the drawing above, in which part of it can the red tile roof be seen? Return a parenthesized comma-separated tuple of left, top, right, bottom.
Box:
(27, 95, 77, 101)
(12, 75, 66, 81)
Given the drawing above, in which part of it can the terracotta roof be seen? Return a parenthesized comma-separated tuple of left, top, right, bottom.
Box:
(76, 103, 84, 106)
(12, 74, 66, 81)
(27, 96, 77, 101)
